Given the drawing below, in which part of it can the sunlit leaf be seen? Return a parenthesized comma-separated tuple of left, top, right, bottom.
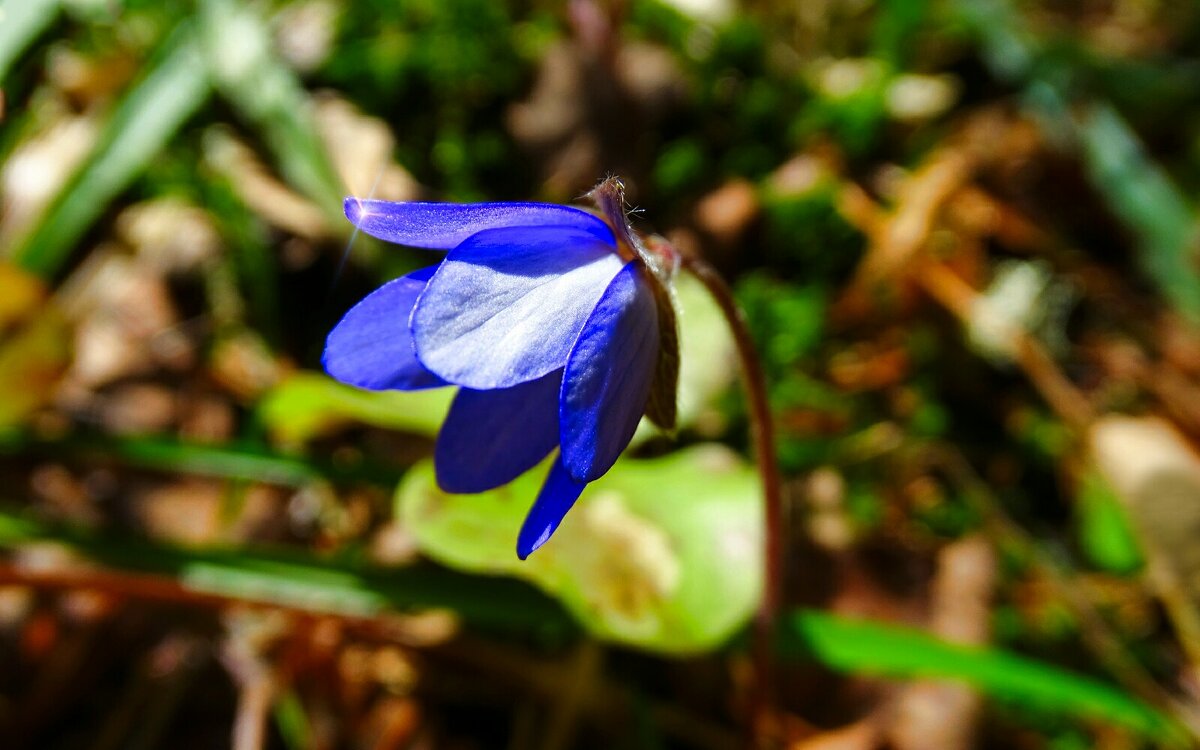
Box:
(398, 445, 761, 653)
(257, 372, 453, 448)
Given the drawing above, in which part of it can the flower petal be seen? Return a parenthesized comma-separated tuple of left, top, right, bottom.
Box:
(322, 266, 446, 391)
(517, 456, 586, 559)
(344, 198, 614, 249)
(434, 370, 561, 494)
(413, 225, 625, 389)
(560, 262, 659, 483)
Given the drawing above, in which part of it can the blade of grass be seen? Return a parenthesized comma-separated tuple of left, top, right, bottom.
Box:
(0, 509, 572, 633)
(954, 0, 1200, 323)
(8, 22, 211, 277)
(272, 690, 311, 750)
(0, 0, 59, 79)
(1074, 103, 1200, 320)
(0, 431, 403, 487)
(781, 610, 1186, 744)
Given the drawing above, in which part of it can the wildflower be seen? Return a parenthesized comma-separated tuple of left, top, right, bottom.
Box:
(324, 179, 678, 558)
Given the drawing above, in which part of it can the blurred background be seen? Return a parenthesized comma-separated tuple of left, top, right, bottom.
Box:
(2, 0, 1200, 747)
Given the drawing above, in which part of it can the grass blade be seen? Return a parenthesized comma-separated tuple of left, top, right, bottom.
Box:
(0, 0, 59, 80)
(8, 22, 211, 277)
(782, 610, 1185, 743)
(0, 509, 571, 632)
(0, 431, 402, 487)
(1075, 104, 1200, 320)
(956, 0, 1200, 323)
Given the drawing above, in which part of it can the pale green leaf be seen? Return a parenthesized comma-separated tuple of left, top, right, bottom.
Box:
(398, 445, 761, 653)
(257, 372, 453, 448)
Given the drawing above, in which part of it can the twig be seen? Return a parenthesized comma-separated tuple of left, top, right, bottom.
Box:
(918, 262, 1094, 430)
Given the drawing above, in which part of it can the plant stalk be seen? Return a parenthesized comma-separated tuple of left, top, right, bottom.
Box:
(680, 254, 783, 731)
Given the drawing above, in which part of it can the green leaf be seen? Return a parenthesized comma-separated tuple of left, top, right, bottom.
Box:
(783, 610, 1184, 743)
(257, 372, 453, 448)
(1075, 104, 1200, 322)
(9, 22, 211, 277)
(1076, 469, 1143, 575)
(273, 690, 311, 750)
(0, 0, 59, 79)
(398, 446, 762, 653)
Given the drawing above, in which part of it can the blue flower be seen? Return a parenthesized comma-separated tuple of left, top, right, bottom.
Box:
(323, 180, 677, 558)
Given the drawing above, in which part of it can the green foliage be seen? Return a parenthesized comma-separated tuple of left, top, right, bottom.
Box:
(871, 0, 930, 67)
(201, 0, 345, 224)
(9, 23, 211, 277)
(0, 0, 60, 79)
(653, 138, 708, 196)
(954, 0, 1200, 324)
(1076, 470, 1143, 575)
(0, 509, 572, 633)
(796, 69, 890, 157)
(318, 0, 522, 194)
(257, 372, 453, 448)
(735, 274, 826, 374)
(1076, 105, 1200, 322)
(397, 447, 761, 653)
(783, 610, 1184, 743)
(760, 183, 866, 282)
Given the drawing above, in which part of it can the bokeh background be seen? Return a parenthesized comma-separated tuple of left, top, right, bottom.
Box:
(2, 0, 1200, 747)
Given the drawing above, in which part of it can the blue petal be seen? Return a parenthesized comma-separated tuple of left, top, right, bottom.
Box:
(412, 225, 625, 389)
(434, 370, 561, 494)
(517, 456, 586, 559)
(560, 261, 659, 483)
(344, 198, 614, 249)
(322, 266, 447, 391)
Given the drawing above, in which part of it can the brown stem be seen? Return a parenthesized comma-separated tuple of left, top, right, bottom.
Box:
(680, 254, 783, 733)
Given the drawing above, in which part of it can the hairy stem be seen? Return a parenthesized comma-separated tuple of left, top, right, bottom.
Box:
(680, 254, 783, 724)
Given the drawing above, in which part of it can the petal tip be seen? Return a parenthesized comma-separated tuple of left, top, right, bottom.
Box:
(515, 459, 586, 559)
(516, 524, 553, 560)
(343, 196, 365, 226)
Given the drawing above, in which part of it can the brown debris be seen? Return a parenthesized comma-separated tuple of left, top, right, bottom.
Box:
(508, 4, 686, 199)
(695, 179, 761, 248)
(887, 536, 995, 750)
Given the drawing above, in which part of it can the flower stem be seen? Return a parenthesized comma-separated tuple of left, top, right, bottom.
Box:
(680, 254, 783, 725)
